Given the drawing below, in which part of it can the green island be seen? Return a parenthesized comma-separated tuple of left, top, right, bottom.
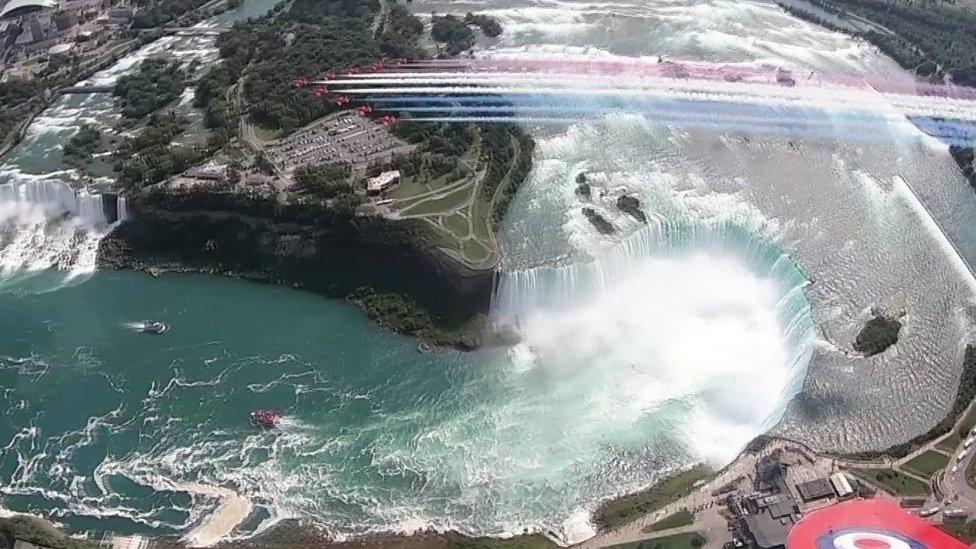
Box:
(114, 59, 187, 120)
(430, 13, 503, 55)
(853, 312, 902, 356)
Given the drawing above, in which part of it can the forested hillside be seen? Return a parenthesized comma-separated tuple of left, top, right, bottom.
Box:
(781, 0, 976, 189)
(782, 0, 976, 85)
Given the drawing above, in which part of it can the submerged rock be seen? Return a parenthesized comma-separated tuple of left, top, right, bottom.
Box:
(616, 195, 647, 223)
(582, 207, 616, 235)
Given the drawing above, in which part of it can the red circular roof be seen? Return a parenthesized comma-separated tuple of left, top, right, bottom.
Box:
(787, 498, 969, 548)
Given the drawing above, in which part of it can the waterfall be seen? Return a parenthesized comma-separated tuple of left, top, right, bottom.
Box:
(490, 218, 816, 461)
(0, 179, 118, 277)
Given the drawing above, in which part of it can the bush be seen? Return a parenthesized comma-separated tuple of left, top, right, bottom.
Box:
(431, 14, 475, 54)
(114, 59, 186, 119)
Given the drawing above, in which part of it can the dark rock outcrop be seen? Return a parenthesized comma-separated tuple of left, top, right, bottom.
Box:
(616, 195, 647, 223)
(582, 207, 615, 234)
(98, 187, 493, 347)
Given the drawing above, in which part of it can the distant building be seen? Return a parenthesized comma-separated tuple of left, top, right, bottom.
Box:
(796, 478, 834, 502)
(943, 508, 970, 524)
(186, 162, 228, 181)
(0, 0, 55, 20)
(829, 472, 853, 498)
(367, 170, 400, 195)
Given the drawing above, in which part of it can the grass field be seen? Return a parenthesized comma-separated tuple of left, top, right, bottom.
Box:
(938, 433, 962, 453)
(942, 520, 976, 543)
(608, 532, 706, 549)
(902, 451, 951, 478)
(644, 509, 695, 533)
(594, 466, 713, 531)
(937, 406, 976, 453)
(453, 535, 557, 549)
(847, 468, 930, 496)
(444, 213, 468, 238)
(399, 185, 473, 217)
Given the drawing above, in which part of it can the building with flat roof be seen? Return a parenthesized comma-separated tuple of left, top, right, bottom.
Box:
(367, 170, 400, 195)
(795, 479, 834, 503)
(829, 472, 853, 498)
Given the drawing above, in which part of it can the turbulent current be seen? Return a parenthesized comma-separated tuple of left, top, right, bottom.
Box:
(2, 0, 976, 545)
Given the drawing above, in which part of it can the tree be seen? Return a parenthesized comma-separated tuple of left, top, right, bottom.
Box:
(295, 163, 353, 198)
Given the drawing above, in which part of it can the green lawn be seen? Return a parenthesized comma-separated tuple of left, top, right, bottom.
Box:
(388, 174, 434, 201)
(960, 404, 976, 435)
(937, 406, 976, 453)
(461, 238, 490, 263)
(399, 184, 472, 217)
(609, 533, 706, 549)
(452, 535, 557, 549)
(847, 468, 930, 496)
(938, 432, 962, 453)
(594, 466, 714, 531)
(643, 509, 695, 533)
(942, 521, 976, 544)
(902, 450, 951, 478)
(966, 451, 976, 489)
(444, 213, 469, 238)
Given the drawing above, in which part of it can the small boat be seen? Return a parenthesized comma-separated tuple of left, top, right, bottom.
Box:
(140, 320, 169, 334)
(250, 409, 283, 429)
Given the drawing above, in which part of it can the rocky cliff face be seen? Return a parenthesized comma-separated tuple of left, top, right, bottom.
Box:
(97, 187, 494, 334)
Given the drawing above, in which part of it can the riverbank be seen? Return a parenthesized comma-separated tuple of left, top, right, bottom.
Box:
(97, 183, 495, 349)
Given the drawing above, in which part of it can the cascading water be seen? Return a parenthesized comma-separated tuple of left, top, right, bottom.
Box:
(0, 20, 212, 286)
(0, 179, 113, 278)
(492, 215, 816, 465)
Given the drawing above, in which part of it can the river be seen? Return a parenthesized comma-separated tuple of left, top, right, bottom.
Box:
(1, 0, 975, 545)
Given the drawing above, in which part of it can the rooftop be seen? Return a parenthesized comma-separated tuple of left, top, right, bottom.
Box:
(0, 0, 55, 19)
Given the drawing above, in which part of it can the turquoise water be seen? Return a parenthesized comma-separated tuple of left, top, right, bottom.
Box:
(0, 268, 723, 540)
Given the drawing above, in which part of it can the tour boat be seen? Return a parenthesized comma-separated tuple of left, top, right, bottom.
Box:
(250, 409, 283, 428)
(140, 321, 169, 335)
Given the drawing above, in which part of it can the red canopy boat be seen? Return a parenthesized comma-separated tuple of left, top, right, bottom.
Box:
(249, 409, 283, 428)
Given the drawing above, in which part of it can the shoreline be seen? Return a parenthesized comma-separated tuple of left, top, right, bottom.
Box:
(96, 192, 497, 350)
(178, 484, 254, 548)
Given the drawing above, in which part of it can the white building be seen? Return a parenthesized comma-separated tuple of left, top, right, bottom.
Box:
(366, 170, 400, 196)
(829, 472, 853, 498)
